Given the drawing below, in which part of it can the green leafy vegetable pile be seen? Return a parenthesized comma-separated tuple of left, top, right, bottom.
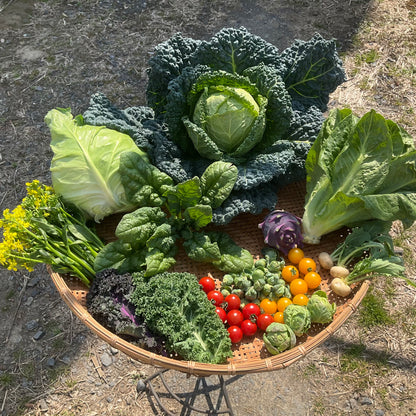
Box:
(94, 155, 254, 277)
(84, 27, 346, 224)
(130, 271, 233, 364)
(302, 108, 416, 244)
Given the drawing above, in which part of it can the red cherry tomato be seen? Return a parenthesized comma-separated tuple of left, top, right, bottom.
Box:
(207, 290, 224, 307)
(240, 319, 257, 336)
(257, 313, 274, 331)
(215, 307, 227, 323)
(242, 303, 261, 321)
(226, 309, 244, 327)
(227, 325, 243, 343)
(199, 276, 216, 294)
(224, 294, 241, 311)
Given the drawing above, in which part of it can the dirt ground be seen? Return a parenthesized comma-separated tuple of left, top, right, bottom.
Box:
(0, 0, 415, 415)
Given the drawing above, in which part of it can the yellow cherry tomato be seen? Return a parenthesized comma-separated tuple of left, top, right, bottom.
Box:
(277, 297, 292, 312)
(273, 311, 285, 323)
(304, 271, 322, 290)
(287, 247, 305, 264)
(260, 298, 278, 315)
(292, 293, 309, 306)
(282, 265, 299, 283)
(290, 278, 309, 296)
(298, 257, 317, 275)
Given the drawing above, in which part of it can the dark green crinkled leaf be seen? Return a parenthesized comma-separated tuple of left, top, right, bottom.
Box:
(279, 33, 346, 111)
(200, 161, 238, 208)
(145, 248, 177, 277)
(94, 240, 146, 273)
(120, 151, 174, 207)
(164, 177, 202, 217)
(182, 231, 221, 262)
(183, 204, 212, 229)
(207, 231, 254, 273)
(115, 206, 166, 243)
(147, 33, 202, 115)
(190, 27, 282, 74)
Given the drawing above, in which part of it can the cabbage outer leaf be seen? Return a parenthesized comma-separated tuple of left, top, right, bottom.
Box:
(46, 108, 147, 222)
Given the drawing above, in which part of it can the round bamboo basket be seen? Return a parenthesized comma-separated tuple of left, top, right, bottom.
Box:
(48, 181, 370, 377)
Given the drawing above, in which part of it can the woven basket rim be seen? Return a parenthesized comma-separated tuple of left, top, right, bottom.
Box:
(48, 265, 369, 375)
(47, 180, 370, 376)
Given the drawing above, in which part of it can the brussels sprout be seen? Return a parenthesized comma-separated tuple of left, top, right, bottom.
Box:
(268, 260, 284, 273)
(253, 279, 266, 292)
(306, 290, 336, 323)
(255, 259, 267, 269)
(231, 288, 244, 298)
(245, 286, 258, 301)
(263, 322, 297, 355)
(221, 288, 231, 298)
(222, 274, 234, 286)
(261, 284, 272, 297)
(283, 304, 311, 336)
(251, 268, 265, 282)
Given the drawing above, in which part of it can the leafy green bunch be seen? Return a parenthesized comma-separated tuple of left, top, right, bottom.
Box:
(94, 154, 254, 277)
(83, 27, 346, 224)
(0, 180, 104, 286)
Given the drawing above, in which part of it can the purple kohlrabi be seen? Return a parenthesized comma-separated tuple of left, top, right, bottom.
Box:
(258, 210, 304, 256)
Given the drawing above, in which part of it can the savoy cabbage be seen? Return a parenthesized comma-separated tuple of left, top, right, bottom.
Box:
(84, 27, 346, 224)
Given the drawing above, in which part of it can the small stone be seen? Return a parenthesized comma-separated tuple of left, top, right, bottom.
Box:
(359, 396, 373, 405)
(33, 330, 45, 340)
(26, 320, 39, 331)
(375, 410, 385, 416)
(61, 355, 71, 365)
(100, 352, 112, 367)
(110, 347, 119, 355)
(27, 276, 41, 287)
(106, 397, 113, 403)
(39, 398, 48, 412)
(46, 358, 56, 367)
(136, 379, 146, 393)
(24, 296, 34, 306)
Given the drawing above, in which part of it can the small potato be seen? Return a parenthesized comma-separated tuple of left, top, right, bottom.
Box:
(330, 265, 350, 279)
(318, 252, 334, 270)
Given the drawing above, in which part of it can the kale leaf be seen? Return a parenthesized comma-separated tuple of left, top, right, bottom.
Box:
(86, 269, 167, 354)
(130, 271, 233, 364)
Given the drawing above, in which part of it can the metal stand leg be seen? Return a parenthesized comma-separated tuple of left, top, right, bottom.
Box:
(137, 368, 237, 415)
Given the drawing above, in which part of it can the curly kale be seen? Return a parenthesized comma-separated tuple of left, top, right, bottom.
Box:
(130, 271, 233, 364)
(86, 269, 167, 355)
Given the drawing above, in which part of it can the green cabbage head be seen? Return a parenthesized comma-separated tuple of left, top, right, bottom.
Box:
(263, 322, 297, 355)
(192, 85, 265, 154)
(45, 108, 148, 222)
(306, 290, 336, 324)
(182, 71, 270, 160)
(283, 304, 311, 336)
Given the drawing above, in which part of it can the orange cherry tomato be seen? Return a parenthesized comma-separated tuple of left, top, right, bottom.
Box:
(277, 297, 292, 312)
(292, 293, 309, 306)
(260, 298, 278, 315)
(304, 271, 322, 290)
(282, 265, 299, 283)
(287, 247, 305, 264)
(290, 278, 309, 296)
(298, 257, 317, 275)
(273, 311, 285, 323)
